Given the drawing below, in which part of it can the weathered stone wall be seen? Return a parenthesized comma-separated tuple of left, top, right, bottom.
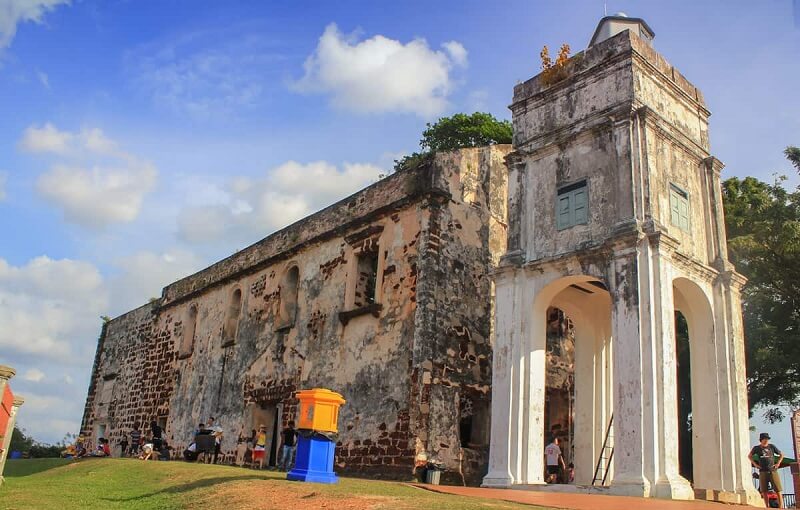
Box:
(411, 146, 509, 484)
(81, 302, 162, 451)
(82, 146, 509, 483)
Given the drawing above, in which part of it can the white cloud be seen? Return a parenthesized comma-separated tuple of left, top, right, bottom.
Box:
(37, 162, 157, 228)
(0, 256, 107, 360)
(18, 123, 71, 154)
(442, 41, 468, 67)
(23, 368, 45, 382)
(19, 123, 159, 228)
(177, 160, 384, 245)
(293, 24, 467, 117)
(0, 0, 69, 49)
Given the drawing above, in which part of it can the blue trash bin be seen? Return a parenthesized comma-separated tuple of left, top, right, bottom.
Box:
(287, 430, 338, 484)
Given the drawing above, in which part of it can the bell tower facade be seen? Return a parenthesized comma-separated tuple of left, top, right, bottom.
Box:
(483, 17, 761, 505)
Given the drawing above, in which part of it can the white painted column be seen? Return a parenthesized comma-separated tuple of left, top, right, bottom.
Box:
(483, 269, 520, 487)
(521, 275, 546, 485)
(648, 253, 693, 500)
(717, 275, 762, 505)
(608, 247, 651, 497)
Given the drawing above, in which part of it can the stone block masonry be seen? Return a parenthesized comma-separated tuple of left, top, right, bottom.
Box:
(82, 145, 510, 483)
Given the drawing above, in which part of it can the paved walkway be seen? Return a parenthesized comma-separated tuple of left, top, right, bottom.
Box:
(410, 484, 758, 510)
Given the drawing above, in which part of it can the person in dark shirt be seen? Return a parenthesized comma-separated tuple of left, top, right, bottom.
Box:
(748, 432, 785, 508)
(150, 421, 163, 451)
(278, 421, 297, 472)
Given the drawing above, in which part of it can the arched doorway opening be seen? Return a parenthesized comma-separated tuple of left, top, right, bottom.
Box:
(672, 277, 720, 490)
(533, 275, 613, 485)
(675, 310, 692, 481)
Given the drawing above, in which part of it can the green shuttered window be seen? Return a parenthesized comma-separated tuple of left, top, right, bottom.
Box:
(556, 180, 588, 230)
(669, 184, 690, 232)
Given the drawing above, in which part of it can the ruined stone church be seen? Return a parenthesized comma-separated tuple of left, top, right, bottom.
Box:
(82, 15, 759, 502)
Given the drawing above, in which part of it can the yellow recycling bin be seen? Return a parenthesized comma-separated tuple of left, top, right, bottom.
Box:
(296, 388, 345, 433)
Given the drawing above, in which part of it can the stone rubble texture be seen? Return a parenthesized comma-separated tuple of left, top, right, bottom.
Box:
(82, 146, 510, 484)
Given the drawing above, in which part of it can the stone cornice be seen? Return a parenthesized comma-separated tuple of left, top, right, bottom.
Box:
(12, 395, 24, 407)
(629, 51, 710, 117)
(514, 102, 631, 156)
(0, 366, 15, 380)
(635, 105, 710, 161)
(703, 156, 725, 176)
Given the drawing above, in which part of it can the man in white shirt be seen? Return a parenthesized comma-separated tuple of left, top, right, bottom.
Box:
(544, 437, 566, 483)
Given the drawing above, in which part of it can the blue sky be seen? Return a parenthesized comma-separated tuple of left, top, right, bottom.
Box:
(0, 0, 798, 449)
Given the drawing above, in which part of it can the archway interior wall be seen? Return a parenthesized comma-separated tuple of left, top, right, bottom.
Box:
(551, 288, 613, 485)
(671, 274, 724, 491)
(525, 268, 613, 485)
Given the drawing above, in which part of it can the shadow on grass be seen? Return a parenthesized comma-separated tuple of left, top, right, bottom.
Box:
(4, 458, 72, 477)
(100, 475, 265, 502)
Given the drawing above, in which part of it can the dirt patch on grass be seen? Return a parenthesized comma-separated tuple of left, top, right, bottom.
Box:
(191, 479, 395, 510)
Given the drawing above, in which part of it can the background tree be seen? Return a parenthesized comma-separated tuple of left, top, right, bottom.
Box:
(394, 112, 512, 171)
(722, 146, 800, 421)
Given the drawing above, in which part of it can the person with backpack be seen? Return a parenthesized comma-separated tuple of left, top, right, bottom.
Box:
(748, 432, 785, 508)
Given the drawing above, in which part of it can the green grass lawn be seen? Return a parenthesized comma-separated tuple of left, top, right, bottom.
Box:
(0, 458, 551, 510)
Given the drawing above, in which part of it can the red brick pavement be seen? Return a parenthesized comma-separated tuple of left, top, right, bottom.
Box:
(410, 484, 759, 510)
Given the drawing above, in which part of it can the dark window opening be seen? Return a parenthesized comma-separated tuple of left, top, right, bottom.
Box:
(222, 288, 242, 347)
(459, 394, 489, 448)
(179, 305, 198, 358)
(354, 250, 379, 308)
(276, 266, 299, 331)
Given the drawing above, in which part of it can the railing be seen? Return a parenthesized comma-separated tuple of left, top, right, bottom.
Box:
(784, 493, 796, 509)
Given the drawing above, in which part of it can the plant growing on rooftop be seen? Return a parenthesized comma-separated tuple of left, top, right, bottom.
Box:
(540, 43, 572, 86)
(394, 112, 512, 171)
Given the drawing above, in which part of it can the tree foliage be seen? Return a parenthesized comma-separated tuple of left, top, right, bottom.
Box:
(8, 425, 67, 458)
(722, 146, 800, 421)
(394, 112, 512, 171)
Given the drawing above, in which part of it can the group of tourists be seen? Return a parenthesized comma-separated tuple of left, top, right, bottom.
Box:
(179, 417, 298, 471)
(246, 420, 297, 471)
(118, 421, 169, 461)
(61, 434, 110, 458)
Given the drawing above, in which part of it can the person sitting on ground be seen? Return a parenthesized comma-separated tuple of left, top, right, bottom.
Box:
(567, 462, 575, 483)
(89, 438, 107, 457)
(184, 442, 199, 462)
(74, 434, 87, 458)
(61, 444, 77, 458)
(158, 440, 171, 461)
(140, 442, 155, 461)
(251, 425, 268, 469)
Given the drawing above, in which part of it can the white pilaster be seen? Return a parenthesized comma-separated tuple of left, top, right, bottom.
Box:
(483, 269, 519, 487)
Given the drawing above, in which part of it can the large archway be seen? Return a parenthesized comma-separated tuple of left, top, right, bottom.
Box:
(672, 277, 722, 491)
(531, 275, 614, 485)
